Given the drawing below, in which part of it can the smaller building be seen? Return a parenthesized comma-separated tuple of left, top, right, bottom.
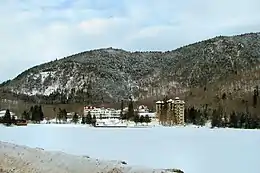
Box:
(138, 105, 149, 113)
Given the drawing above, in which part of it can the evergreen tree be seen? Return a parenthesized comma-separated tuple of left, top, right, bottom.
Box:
(196, 111, 206, 126)
(120, 100, 124, 119)
(144, 115, 151, 125)
(57, 108, 63, 123)
(184, 108, 189, 123)
(34, 105, 38, 122)
(133, 114, 139, 125)
(211, 109, 221, 128)
(72, 113, 79, 124)
(30, 106, 34, 120)
(229, 111, 238, 128)
(253, 86, 258, 108)
(21, 111, 30, 120)
(139, 115, 145, 124)
(39, 105, 44, 121)
(85, 111, 92, 124)
(81, 116, 86, 124)
(62, 109, 67, 123)
(4, 109, 12, 126)
(251, 114, 259, 129)
(160, 96, 168, 125)
(255, 115, 260, 129)
(244, 113, 250, 129)
(31, 105, 41, 123)
(188, 107, 196, 124)
(239, 113, 246, 128)
(204, 111, 209, 122)
(194, 109, 200, 125)
(127, 98, 134, 120)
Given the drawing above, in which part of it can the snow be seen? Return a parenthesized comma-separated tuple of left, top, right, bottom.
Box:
(0, 125, 259, 173)
(94, 119, 158, 127)
(65, 76, 75, 91)
(138, 112, 156, 118)
(33, 74, 40, 80)
(105, 49, 118, 54)
(96, 119, 126, 126)
(40, 72, 50, 82)
(43, 83, 60, 95)
(0, 141, 176, 173)
(24, 89, 39, 96)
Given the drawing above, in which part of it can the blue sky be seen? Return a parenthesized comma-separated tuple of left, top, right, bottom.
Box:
(1, 0, 260, 82)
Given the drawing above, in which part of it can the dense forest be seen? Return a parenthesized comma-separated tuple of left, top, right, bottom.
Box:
(1, 84, 260, 130)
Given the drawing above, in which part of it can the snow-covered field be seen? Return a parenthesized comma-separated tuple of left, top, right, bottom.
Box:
(0, 124, 259, 173)
(0, 141, 178, 173)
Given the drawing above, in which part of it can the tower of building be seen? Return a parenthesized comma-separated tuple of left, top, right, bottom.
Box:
(155, 97, 185, 125)
(155, 101, 162, 116)
(172, 97, 185, 125)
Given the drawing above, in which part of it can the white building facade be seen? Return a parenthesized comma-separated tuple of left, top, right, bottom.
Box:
(83, 106, 121, 119)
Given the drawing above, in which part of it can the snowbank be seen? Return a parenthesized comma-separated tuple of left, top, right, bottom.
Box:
(0, 141, 183, 173)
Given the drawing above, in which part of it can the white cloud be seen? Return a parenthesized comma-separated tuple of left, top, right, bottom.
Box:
(78, 17, 126, 36)
(0, 0, 260, 82)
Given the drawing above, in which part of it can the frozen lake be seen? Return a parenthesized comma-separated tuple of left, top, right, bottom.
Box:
(0, 124, 259, 173)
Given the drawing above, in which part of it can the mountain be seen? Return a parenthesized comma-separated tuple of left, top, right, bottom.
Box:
(1, 32, 260, 107)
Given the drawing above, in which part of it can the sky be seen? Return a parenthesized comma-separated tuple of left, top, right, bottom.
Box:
(1, 0, 260, 83)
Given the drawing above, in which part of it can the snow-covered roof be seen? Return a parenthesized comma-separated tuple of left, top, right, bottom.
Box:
(156, 101, 163, 104)
(49, 119, 57, 123)
(138, 112, 156, 117)
(156, 97, 185, 104)
(138, 105, 148, 109)
(67, 112, 75, 116)
(167, 99, 173, 103)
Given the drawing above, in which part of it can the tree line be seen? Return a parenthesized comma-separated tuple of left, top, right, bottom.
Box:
(184, 106, 260, 129)
(21, 105, 44, 123)
(0, 109, 15, 126)
(184, 85, 260, 129)
(155, 85, 260, 129)
(0, 105, 45, 125)
(81, 111, 97, 125)
(120, 98, 152, 125)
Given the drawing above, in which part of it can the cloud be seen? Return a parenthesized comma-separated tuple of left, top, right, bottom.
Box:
(78, 17, 126, 36)
(0, 0, 260, 82)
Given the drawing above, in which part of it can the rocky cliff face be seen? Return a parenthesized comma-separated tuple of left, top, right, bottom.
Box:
(1, 32, 260, 104)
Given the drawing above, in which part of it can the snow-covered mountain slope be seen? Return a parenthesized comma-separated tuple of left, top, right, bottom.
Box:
(1, 32, 260, 104)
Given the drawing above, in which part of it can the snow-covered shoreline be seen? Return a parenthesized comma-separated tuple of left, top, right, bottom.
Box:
(0, 141, 182, 173)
